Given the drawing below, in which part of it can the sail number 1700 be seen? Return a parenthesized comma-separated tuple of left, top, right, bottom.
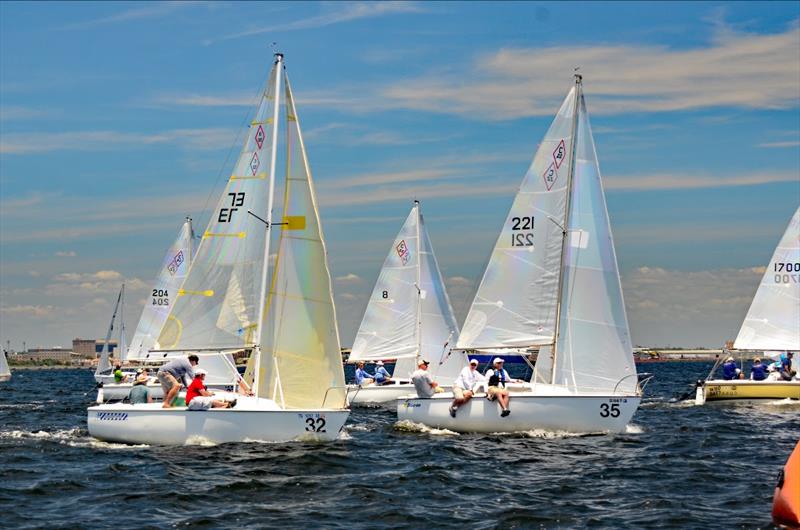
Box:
(511, 216, 534, 247)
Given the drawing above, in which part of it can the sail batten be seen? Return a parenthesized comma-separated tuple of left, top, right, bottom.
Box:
(734, 207, 800, 351)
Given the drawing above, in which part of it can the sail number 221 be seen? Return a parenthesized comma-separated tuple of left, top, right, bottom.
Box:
(510, 216, 534, 247)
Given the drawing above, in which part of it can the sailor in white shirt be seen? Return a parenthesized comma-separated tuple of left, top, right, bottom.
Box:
(448, 359, 486, 418)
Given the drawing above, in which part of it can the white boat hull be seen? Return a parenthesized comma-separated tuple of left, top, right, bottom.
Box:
(88, 395, 350, 445)
(397, 390, 640, 434)
(347, 380, 438, 405)
(0, 374, 10, 382)
(98, 382, 164, 402)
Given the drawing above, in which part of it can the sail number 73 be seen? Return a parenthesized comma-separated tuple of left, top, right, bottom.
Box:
(510, 216, 534, 247)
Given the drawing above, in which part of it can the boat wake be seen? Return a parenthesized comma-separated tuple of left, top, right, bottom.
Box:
(393, 419, 459, 436)
(0, 428, 149, 449)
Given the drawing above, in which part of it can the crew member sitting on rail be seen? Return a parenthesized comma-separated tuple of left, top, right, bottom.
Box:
(113, 364, 129, 383)
(721, 357, 740, 380)
(779, 352, 796, 381)
(750, 358, 770, 381)
(373, 361, 392, 386)
(411, 359, 441, 398)
(354, 361, 375, 386)
(186, 369, 235, 410)
(485, 358, 521, 418)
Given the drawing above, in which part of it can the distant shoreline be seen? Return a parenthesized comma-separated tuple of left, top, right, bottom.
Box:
(8, 365, 87, 371)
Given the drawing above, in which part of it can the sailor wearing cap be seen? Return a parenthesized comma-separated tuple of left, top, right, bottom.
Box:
(449, 359, 486, 418)
(485, 358, 521, 417)
(722, 356, 741, 380)
(411, 358, 440, 398)
(373, 360, 392, 386)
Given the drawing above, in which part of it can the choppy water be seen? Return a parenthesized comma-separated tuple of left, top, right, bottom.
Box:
(0, 363, 797, 529)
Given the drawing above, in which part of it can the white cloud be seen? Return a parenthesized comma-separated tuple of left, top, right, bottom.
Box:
(335, 273, 362, 283)
(758, 141, 800, 148)
(214, 2, 423, 43)
(621, 266, 762, 347)
(0, 105, 50, 122)
(0, 128, 236, 155)
(605, 170, 799, 191)
(378, 23, 800, 119)
(55, 251, 77, 257)
(0, 305, 55, 317)
(62, 1, 199, 30)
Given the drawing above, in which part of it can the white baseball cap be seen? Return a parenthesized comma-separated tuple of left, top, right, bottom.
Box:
(195, 368, 208, 376)
(493, 357, 505, 365)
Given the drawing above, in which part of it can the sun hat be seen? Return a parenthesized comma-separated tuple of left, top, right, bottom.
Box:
(376, 361, 384, 366)
(195, 368, 208, 376)
(493, 357, 505, 365)
(469, 359, 479, 365)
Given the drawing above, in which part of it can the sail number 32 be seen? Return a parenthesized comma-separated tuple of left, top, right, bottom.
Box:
(304, 416, 326, 432)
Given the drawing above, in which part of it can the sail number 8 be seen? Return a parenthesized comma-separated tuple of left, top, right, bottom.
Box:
(599, 403, 620, 418)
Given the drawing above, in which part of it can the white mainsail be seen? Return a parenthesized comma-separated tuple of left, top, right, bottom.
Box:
(128, 218, 195, 361)
(157, 72, 276, 352)
(550, 91, 637, 394)
(457, 89, 576, 349)
(350, 202, 463, 380)
(734, 207, 800, 351)
(256, 70, 346, 409)
(0, 348, 10, 379)
(95, 284, 124, 376)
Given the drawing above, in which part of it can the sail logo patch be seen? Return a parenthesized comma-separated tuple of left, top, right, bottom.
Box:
(255, 125, 265, 150)
(167, 250, 185, 276)
(542, 162, 558, 191)
(553, 139, 566, 169)
(249, 152, 260, 175)
(396, 240, 411, 265)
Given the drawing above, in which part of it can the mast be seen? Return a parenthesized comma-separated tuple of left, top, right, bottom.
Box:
(550, 74, 582, 384)
(119, 283, 126, 363)
(253, 52, 284, 394)
(186, 216, 194, 259)
(414, 200, 422, 364)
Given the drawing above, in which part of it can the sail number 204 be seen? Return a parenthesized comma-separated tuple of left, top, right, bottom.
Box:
(774, 262, 800, 284)
(510, 216, 534, 247)
(152, 289, 169, 306)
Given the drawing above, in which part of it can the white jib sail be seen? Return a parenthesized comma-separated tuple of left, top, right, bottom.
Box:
(157, 70, 277, 352)
(734, 207, 800, 351)
(256, 71, 346, 409)
(350, 203, 463, 380)
(552, 87, 637, 394)
(457, 88, 577, 350)
(96, 285, 124, 376)
(0, 349, 10, 377)
(128, 218, 195, 361)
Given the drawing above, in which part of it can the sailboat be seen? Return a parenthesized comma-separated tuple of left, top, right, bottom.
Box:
(94, 284, 127, 385)
(695, 207, 800, 404)
(347, 201, 466, 405)
(398, 75, 644, 433)
(97, 217, 196, 401)
(88, 53, 350, 444)
(0, 348, 10, 382)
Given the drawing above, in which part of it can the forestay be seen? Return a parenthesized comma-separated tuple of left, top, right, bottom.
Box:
(129, 218, 194, 361)
(256, 73, 346, 409)
(157, 72, 276, 351)
(734, 207, 800, 351)
(551, 93, 637, 394)
(457, 89, 576, 350)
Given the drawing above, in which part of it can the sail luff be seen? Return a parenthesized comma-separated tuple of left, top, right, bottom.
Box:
(118, 284, 127, 363)
(0, 348, 10, 378)
(550, 74, 583, 384)
(253, 53, 284, 395)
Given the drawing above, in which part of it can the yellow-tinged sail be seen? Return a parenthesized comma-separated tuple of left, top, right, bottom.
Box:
(256, 72, 346, 409)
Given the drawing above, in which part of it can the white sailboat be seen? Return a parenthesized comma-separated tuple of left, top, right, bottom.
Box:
(696, 207, 800, 403)
(88, 53, 350, 444)
(94, 284, 127, 385)
(98, 217, 196, 401)
(0, 348, 10, 382)
(347, 201, 466, 405)
(398, 75, 643, 434)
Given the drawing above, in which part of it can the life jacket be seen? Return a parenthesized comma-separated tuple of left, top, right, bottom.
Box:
(488, 369, 506, 388)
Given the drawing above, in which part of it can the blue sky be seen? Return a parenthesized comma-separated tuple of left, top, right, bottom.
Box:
(1, 1, 798, 350)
